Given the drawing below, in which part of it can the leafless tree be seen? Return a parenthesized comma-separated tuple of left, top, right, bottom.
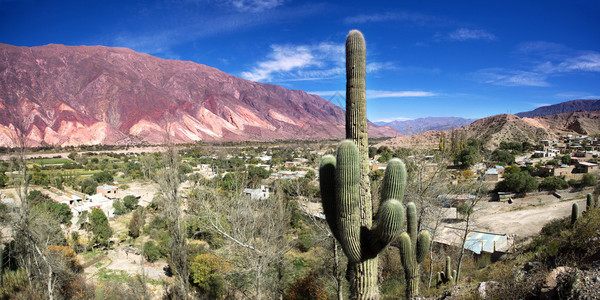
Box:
(189, 175, 292, 300)
(454, 175, 487, 284)
(140, 154, 157, 180)
(156, 144, 189, 298)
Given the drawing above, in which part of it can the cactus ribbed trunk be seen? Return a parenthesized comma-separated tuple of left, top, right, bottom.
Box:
(346, 29, 377, 300)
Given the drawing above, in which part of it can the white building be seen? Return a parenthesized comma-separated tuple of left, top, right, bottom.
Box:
(243, 185, 271, 200)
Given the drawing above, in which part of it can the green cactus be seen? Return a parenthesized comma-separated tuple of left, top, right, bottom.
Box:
(571, 202, 579, 225)
(320, 29, 432, 299)
(436, 256, 456, 287)
(587, 193, 593, 210)
(321, 141, 408, 299)
(397, 210, 431, 298)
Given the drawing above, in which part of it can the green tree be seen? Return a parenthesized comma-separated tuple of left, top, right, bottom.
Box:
(122, 195, 139, 211)
(582, 174, 597, 187)
(491, 149, 515, 165)
(143, 241, 162, 262)
(92, 170, 113, 184)
(539, 176, 569, 191)
(456, 202, 473, 219)
(112, 199, 126, 215)
(80, 178, 98, 195)
(561, 155, 572, 165)
(496, 171, 538, 194)
(89, 208, 112, 247)
(0, 171, 8, 188)
(128, 208, 145, 238)
(34, 201, 73, 224)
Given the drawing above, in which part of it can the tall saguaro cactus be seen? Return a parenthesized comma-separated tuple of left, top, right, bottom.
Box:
(320, 29, 431, 299)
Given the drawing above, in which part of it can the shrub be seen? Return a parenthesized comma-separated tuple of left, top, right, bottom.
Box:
(112, 200, 126, 215)
(540, 176, 569, 191)
(496, 171, 538, 194)
(122, 195, 139, 211)
(285, 269, 329, 300)
(144, 241, 162, 262)
(89, 208, 112, 247)
(581, 174, 596, 187)
(190, 253, 231, 298)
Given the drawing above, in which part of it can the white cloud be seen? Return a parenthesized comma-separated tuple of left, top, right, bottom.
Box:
(475, 45, 600, 87)
(309, 90, 437, 99)
(376, 117, 413, 122)
(474, 69, 549, 87)
(367, 90, 437, 98)
(344, 11, 444, 26)
(555, 92, 600, 100)
(528, 102, 552, 108)
(241, 42, 395, 82)
(241, 45, 316, 82)
(448, 28, 496, 41)
(227, 0, 285, 12)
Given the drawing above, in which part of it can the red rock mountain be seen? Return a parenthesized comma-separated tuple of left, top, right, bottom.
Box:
(0, 43, 398, 147)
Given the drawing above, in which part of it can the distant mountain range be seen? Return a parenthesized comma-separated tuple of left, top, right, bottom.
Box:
(515, 99, 600, 118)
(379, 109, 600, 150)
(0, 43, 398, 147)
(375, 117, 477, 134)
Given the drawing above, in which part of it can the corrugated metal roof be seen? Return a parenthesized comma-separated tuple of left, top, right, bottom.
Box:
(434, 226, 509, 254)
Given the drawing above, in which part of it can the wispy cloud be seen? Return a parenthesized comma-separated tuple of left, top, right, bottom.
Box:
(227, 0, 285, 12)
(309, 90, 437, 99)
(555, 92, 600, 100)
(475, 42, 600, 87)
(241, 42, 396, 82)
(447, 28, 496, 41)
(344, 11, 444, 26)
(474, 69, 549, 87)
(108, 3, 319, 59)
(527, 102, 552, 108)
(376, 117, 413, 122)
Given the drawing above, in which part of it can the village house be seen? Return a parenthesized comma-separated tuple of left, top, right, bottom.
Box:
(434, 226, 510, 259)
(96, 184, 119, 199)
(484, 168, 499, 182)
(540, 165, 575, 177)
(576, 161, 599, 174)
(243, 185, 271, 200)
(56, 193, 83, 206)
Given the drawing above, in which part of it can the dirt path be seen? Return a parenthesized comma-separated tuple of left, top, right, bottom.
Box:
(474, 198, 587, 237)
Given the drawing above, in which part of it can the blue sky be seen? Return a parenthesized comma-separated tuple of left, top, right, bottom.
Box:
(1, 0, 599, 122)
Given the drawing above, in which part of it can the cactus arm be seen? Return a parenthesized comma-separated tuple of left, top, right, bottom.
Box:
(380, 158, 407, 202)
(587, 193, 592, 210)
(399, 232, 419, 298)
(366, 199, 404, 257)
(320, 155, 339, 240)
(416, 230, 431, 264)
(335, 140, 363, 263)
(445, 256, 452, 279)
(406, 202, 418, 249)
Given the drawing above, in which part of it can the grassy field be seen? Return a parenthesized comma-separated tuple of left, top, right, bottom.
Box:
(29, 158, 73, 165)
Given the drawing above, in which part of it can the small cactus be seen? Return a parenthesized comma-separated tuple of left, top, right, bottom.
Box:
(397, 204, 431, 298)
(436, 256, 456, 287)
(587, 193, 593, 210)
(571, 202, 579, 225)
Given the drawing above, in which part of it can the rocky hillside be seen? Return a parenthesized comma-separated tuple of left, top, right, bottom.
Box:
(0, 43, 398, 147)
(378, 111, 600, 150)
(515, 99, 600, 118)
